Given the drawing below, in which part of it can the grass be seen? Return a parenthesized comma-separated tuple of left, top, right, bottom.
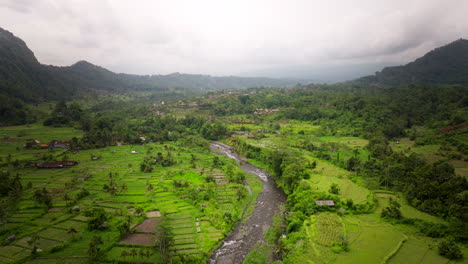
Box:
(317, 136, 368, 148)
(334, 214, 407, 264)
(313, 213, 345, 247)
(0, 123, 82, 161)
(302, 156, 369, 204)
(387, 238, 448, 264)
(243, 242, 272, 264)
(279, 121, 320, 135)
(0, 124, 262, 263)
(239, 170, 263, 225)
(233, 129, 459, 264)
(308, 174, 369, 204)
(389, 138, 467, 177)
(375, 191, 447, 224)
(4, 117, 463, 264)
(226, 124, 264, 131)
(286, 212, 347, 264)
(107, 246, 160, 263)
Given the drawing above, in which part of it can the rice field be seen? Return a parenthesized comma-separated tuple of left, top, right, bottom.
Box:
(0, 123, 82, 162)
(375, 191, 447, 224)
(333, 214, 407, 264)
(234, 132, 456, 264)
(387, 238, 448, 264)
(0, 125, 260, 263)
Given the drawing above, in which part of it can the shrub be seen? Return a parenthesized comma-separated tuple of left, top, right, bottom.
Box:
(381, 198, 402, 219)
(329, 183, 340, 194)
(438, 238, 463, 259)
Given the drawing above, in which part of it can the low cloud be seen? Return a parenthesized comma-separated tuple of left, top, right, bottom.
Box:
(0, 0, 467, 77)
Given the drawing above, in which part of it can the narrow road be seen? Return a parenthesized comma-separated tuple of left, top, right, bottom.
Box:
(208, 142, 286, 264)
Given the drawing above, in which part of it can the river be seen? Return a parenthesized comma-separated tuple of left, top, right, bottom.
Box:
(208, 142, 286, 264)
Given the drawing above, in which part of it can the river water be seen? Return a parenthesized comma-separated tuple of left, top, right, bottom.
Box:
(208, 142, 286, 264)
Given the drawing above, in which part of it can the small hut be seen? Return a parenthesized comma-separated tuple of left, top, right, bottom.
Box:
(24, 140, 40, 148)
(48, 140, 70, 149)
(315, 200, 335, 207)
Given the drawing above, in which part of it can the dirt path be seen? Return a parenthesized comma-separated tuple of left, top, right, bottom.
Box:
(208, 142, 286, 264)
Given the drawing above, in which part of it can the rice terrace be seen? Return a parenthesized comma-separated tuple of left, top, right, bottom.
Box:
(0, 1, 467, 264)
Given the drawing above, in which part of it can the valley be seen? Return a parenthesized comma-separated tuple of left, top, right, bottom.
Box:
(0, 22, 467, 264)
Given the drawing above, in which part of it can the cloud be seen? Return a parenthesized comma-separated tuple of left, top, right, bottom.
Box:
(0, 0, 35, 13)
(0, 0, 467, 76)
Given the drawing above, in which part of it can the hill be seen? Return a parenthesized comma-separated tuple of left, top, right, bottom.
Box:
(0, 27, 301, 102)
(356, 39, 468, 85)
(0, 27, 66, 101)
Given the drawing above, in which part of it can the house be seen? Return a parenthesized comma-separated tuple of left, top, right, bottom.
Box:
(24, 140, 40, 148)
(4, 234, 15, 243)
(36, 161, 78, 169)
(199, 104, 211, 109)
(254, 108, 279, 115)
(315, 200, 335, 206)
(48, 140, 70, 149)
(40, 144, 49, 149)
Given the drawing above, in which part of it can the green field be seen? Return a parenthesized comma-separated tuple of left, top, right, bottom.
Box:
(232, 131, 458, 264)
(375, 192, 447, 224)
(387, 238, 449, 264)
(0, 123, 82, 162)
(282, 213, 451, 264)
(1, 97, 465, 264)
(389, 137, 468, 178)
(335, 214, 408, 264)
(308, 174, 370, 204)
(279, 121, 321, 135)
(0, 124, 262, 263)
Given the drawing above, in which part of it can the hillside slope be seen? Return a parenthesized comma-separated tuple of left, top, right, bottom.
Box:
(0, 28, 66, 100)
(356, 39, 468, 85)
(0, 27, 299, 102)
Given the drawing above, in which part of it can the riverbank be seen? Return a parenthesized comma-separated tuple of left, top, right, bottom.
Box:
(208, 142, 286, 264)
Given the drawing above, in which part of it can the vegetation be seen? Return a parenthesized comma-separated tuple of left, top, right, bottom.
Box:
(0, 26, 467, 264)
(357, 39, 468, 85)
(154, 215, 174, 263)
(438, 238, 463, 260)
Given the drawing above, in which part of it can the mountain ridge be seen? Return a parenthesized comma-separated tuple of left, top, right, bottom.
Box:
(0, 27, 303, 102)
(355, 38, 468, 85)
(1, 26, 467, 102)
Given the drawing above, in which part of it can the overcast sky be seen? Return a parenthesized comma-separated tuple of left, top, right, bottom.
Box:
(1, 0, 467, 78)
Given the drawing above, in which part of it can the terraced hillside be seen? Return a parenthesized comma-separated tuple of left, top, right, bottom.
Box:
(0, 125, 261, 263)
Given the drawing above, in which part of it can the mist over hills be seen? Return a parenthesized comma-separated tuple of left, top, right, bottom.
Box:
(0, 27, 304, 102)
(1, 26, 467, 103)
(356, 39, 468, 85)
(240, 62, 390, 83)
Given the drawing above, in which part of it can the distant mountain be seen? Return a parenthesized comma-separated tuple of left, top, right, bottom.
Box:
(0, 27, 301, 102)
(240, 63, 389, 83)
(356, 39, 468, 85)
(117, 72, 302, 91)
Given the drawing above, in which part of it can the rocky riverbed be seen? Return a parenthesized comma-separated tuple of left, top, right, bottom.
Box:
(208, 142, 286, 264)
